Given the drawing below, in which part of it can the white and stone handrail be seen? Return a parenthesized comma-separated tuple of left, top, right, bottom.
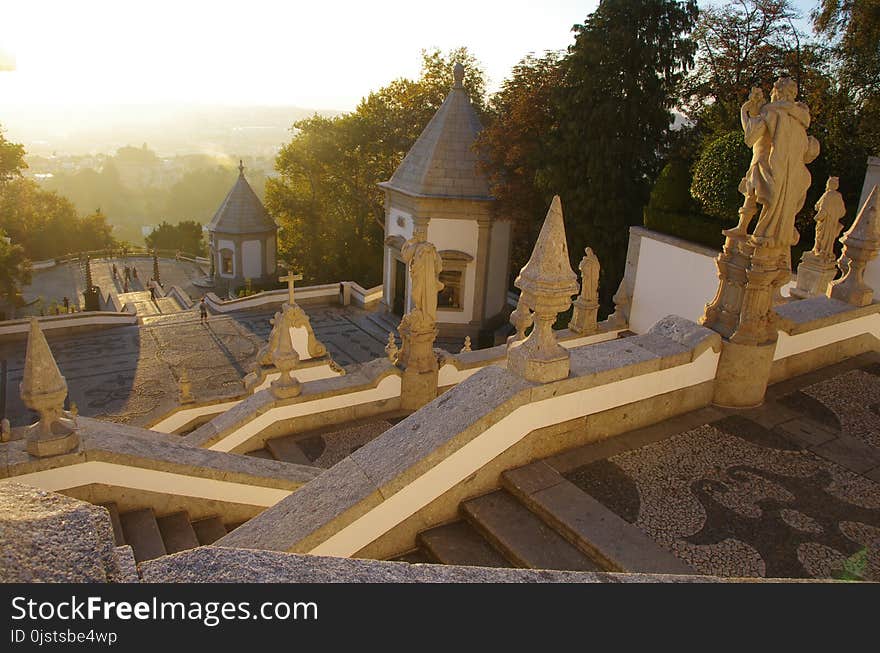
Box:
(218, 316, 722, 559)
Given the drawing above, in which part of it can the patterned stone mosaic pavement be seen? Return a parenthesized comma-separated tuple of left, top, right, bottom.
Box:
(561, 354, 880, 581)
(0, 303, 390, 428)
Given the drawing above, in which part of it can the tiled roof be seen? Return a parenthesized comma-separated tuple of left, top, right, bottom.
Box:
(380, 65, 493, 201)
(208, 164, 277, 235)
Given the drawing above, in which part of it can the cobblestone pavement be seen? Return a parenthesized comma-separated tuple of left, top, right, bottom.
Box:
(562, 354, 880, 581)
(0, 303, 389, 428)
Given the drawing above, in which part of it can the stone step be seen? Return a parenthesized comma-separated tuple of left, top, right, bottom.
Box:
(119, 508, 167, 563)
(392, 548, 435, 564)
(418, 520, 510, 568)
(156, 511, 200, 554)
(156, 296, 182, 313)
(502, 462, 695, 575)
(245, 448, 275, 460)
(461, 491, 600, 572)
(98, 502, 125, 546)
(266, 435, 313, 466)
(191, 516, 227, 545)
(360, 312, 398, 343)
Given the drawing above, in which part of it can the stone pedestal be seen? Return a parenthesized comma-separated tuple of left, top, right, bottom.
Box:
(507, 313, 569, 382)
(791, 251, 837, 299)
(701, 233, 788, 346)
(712, 339, 776, 408)
(26, 424, 79, 457)
(568, 296, 599, 335)
(401, 367, 439, 411)
(398, 323, 438, 374)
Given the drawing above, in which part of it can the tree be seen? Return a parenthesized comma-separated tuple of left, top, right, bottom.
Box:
(813, 0, 880, 152)
(145, 220, 206, 255)
(477, 52, 564, 282)
(0, 230, 32, 306)
(163, 166, 238, 222)
(683, 0, 805, 133)
(547, 0, 699, 311)
(0, 125, 26, 185)
(690, 130, 752, 220)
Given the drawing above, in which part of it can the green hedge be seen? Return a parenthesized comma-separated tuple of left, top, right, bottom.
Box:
(643, 208, 735, 251)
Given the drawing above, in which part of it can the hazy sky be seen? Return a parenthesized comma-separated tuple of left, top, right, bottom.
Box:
(0, 0, 599, 111)
(0, 0, 820, 112)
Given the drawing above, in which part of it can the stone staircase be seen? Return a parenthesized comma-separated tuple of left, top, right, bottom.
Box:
(246, 416, 404, 468)
(100, 502, 238, 563)
(116, 290, 184, 317)
(394, 461, 694, 575)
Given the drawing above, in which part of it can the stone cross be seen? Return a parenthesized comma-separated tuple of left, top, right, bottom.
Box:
(280, 270, 303, 306)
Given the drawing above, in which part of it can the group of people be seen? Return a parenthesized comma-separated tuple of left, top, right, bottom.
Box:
(110, 262, 164, 300)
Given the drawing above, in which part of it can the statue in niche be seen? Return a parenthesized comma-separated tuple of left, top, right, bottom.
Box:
(401, 229, 443, 330)
(727, 78, 820, 247)
(812, 177, 847, 260)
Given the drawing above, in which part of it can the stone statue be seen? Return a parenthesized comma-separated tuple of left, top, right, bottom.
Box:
(401, 229, 443, 330)
(812, 177, 847, 260)
(727, 78, 820, 247)
(569, 246, 600, 335)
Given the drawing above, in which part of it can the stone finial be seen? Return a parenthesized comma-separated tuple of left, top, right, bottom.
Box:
(569, 246, 600, 334)
(460, 336, 472, 353)
(507, 195, 579, 382)
(238, 159, 245, 175)
(1, 418, 10, 442)
(385, 331, 399, 364)
(20, 318, 78, 456)
(453, 62, 464, 89)
(828, 185, 880, 306)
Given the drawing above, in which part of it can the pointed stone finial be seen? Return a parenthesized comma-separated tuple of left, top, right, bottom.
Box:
(460, 336, 472, 353)
(238, 159, 245, 175)
(20, 318, 78, 456)
(828, 185, 880, 306)
(453, 62, 464, 89)
(508, 196, 579, 382)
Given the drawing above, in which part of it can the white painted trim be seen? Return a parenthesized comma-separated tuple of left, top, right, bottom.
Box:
(150, 400, 241, 434)
(208, 374, 403, 452)
(0, 461, 292, 507)
(310, 348, 720, 556)
(0, 313, 137, 336)
(773, 312, 880, 360)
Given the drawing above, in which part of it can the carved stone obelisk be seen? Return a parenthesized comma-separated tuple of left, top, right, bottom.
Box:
(828, 185, 880, 306)
(507, 195, 579, 383)
(20, 318, 79, 456)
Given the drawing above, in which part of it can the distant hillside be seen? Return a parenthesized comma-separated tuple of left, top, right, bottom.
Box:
(1, 104, 343, 157)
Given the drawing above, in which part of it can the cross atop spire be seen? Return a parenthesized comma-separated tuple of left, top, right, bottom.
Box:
(279, 268, 303, 306)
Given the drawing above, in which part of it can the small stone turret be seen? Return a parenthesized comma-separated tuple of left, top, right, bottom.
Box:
(507, 196, 579, 382)
(20, 318, 78, 456)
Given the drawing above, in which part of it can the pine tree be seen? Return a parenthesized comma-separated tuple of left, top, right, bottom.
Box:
(547, 0, 698, 311)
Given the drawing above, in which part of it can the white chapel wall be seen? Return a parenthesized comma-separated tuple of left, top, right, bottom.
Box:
(486, 220, 512, 319)
(242, 240, 262, 279)
(429, 218, 477, 324)
(628, 233, 720, 333)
